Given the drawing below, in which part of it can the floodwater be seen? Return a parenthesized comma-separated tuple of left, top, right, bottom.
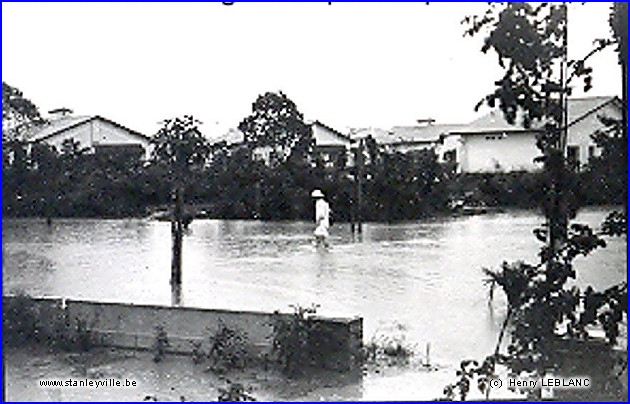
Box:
(2, 208, 627, 400)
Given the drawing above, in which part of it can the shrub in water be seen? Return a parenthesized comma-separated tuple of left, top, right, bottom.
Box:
(191, 340, 205, 364)
(152, 325, 170, 362)
(207, 321, 248, 372)
(217, 381, 256, 402)
(2, 293, 40, 346)
(271, 304, 325, 376)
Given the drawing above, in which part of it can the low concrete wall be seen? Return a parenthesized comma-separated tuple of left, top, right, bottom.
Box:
(66, 299, 277, 354)
(3, 295, 363, 371)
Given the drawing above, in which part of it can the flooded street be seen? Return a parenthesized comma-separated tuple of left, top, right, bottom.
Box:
(3, 208, 627, 400)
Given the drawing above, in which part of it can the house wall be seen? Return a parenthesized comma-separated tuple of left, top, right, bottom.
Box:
(92, 120, 151, 149)
(567, 102, 621, 166)
(460, 132, 542, 173)
(312, 124, 353, 168)
(436, 135, 462, 163)
(455, 101, 621, 173)
(41, 122, 95, 152)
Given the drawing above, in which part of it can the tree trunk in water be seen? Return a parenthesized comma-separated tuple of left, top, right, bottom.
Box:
(171, 187, 183, 286)
(255, 179, 262, 219)
(622, 44, 628, 216)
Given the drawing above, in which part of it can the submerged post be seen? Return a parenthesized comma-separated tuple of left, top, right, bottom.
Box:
(171, 281, 182, 306)
(171, 187, 183, 286)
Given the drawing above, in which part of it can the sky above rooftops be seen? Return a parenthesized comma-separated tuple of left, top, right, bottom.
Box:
(2, 2, 621, 140)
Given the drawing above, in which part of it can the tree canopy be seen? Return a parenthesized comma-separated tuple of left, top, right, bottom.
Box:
(150, 115, 211, 185)
(463, 3, 569, 134)
(238, 91, 312, 167)
(2, 82, 44, 141)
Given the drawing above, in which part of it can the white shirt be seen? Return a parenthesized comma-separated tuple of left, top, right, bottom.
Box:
(314, 199, 330, 236)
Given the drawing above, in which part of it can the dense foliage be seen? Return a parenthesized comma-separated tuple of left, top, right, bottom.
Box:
(2, 86, 624, 222)
(238, 91, 312, 167)
(2, 135, 452, 222)
(3, 140, 620, 221)
(444, 3, 628, 401)
(2, 81, 44, 141)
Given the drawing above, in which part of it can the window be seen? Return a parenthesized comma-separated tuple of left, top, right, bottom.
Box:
(443, 149, 457, 163)
(567, 146, 579, 170)
(484, 133, 506, 140)
(588, 145, 596, 161)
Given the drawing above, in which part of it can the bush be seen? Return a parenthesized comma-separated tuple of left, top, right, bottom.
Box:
(362, 326, 417, 367)
(152, 325, 170, 362)
(2, 294, 96, 351)
(207, 322, 248, 372)
(3, 293, 41, 346)
(447, 172, 544, 208)
(217, 381, 257, 402)
(270, 304, 319, 376)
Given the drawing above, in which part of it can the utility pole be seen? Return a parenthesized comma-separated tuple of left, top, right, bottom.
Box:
(546, 2, 570, 274)
(356, 137, 364, 235)
(621, 2, 628, 216)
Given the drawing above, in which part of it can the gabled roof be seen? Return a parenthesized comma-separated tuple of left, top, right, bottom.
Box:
(450, 96, 620, 136)
(312, 120, 354, 142)
(29, 115, 149, 142)
(213, 121, 353, 147)
(28, 115, 93, 141)
(451, 109, 545, 135)
(566, 96, 621, 128)
(211, 128, 245, 146)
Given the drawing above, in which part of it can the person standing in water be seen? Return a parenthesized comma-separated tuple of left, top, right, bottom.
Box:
(311, 189, 331, 248)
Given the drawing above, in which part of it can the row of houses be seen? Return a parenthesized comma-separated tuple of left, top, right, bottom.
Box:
(330, 95, 621, 173)
(23, 96, 621, 174)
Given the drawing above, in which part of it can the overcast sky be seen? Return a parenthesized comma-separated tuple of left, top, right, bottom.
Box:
(2, 2, 621, 140)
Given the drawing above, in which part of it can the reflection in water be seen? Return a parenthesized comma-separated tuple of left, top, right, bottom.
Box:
(171, 282, 182, 307)
(2, 209, 626, 399)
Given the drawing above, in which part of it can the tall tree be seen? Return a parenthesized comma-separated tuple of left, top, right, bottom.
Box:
(150, 116, 211, 289)
(444, 3, 628, 400)
(238, 91, 312, 167)
(2, 82, 44, 141)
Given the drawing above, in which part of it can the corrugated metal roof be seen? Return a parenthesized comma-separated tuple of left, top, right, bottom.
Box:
(452, 96, 618, 135)
(389, 124, 466, 143)
(566, 96, 618, 127)
(213, 121, 352, 147)
(28, 115, 150, 142)
(28, 116, 93, 141)
(349, 127, 395, 144)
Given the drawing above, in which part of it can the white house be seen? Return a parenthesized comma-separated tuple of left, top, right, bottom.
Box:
(388, 123, 466, 163)
(215, 120, 354, 168)
(443, 96, 622, 173)
(29, 110, 151, 159)
(349, 122, 465, 165)
(310, 120, 355, 168)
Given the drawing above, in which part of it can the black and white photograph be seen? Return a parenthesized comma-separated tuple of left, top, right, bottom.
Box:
(2, 2, 627, 401)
